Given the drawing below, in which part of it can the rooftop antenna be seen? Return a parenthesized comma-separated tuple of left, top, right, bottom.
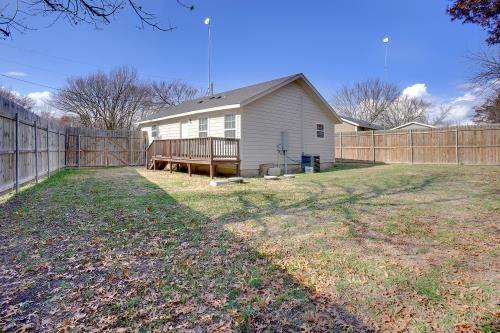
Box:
(383, 36, 389, 75)
(204, 17, 213, 96)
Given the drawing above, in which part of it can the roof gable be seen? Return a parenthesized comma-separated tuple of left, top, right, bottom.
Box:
(392, 122, 435, 130)
(340, 116, 383, 130)
(138, 73, 341, 124)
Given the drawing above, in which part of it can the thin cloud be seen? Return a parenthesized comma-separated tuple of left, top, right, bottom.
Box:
(3, 71, 28, 77)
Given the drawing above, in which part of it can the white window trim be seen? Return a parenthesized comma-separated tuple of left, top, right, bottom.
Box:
(316, 123, 325, 139)
(224, 113, 236, 138)
(199, 117, 209, 137)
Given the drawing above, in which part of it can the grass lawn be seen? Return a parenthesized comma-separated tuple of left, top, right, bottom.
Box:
(0, 164, 498, 332)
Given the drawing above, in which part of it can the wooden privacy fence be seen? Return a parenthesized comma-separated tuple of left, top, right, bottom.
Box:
(335, 126, 500, 165)
(0, 97, 148, 194)
(66, 127, 147, 167)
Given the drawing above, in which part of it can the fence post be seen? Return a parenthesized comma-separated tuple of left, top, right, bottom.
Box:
(15, 113, 19, 193)
(64, 129, 67, 168)
(409, 129, 413, 164)
(34, 120, 38, 183)
(455, 127, 459, 165)
(339, 132, 343, 161)
(77, 132, 81, 168)
(104, 136, 108, 167)
(371, 130, 375, 164)
(46, 124, 50, 178)
(57, 128, 60, 171)
(129, 134, 132, 166)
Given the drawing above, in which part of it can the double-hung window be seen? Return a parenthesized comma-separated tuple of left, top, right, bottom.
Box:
(316, 124, 325, 138)
(199, 117, 208, 137)
(151, 125, 159, 139)
(224, 114, 236, 138)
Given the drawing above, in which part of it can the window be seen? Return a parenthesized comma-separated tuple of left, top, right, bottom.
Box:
(199, 117, 208, 137)
(316, 124, 325, 138)
(151, 125, 159, 139)
(224, 114, 236, 138)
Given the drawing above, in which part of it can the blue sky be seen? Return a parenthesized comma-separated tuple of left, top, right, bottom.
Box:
(0, 0, 497, 122)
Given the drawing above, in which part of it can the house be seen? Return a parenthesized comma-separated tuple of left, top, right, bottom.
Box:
(336, 116, 383, 132)
(392, 122, 436, 130)
(138, 73, 342, 177)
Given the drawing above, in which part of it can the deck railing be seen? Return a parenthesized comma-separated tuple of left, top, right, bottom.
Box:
(146, 137, 240, 168)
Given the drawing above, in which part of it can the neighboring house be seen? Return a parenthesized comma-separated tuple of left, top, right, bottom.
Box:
(392, 122, 436, 130)
(336, 116, 383, 132)
(137, 73, 342, 177)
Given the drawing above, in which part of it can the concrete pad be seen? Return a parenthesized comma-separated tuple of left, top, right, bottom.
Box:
(209, 180, 230, 187)
(227, 177, 244, 183)
(267, 167, 281, 176)
(264, 175, 279, 180)
(283, 174, 295, 178)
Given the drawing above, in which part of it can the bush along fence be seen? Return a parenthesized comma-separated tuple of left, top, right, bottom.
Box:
(0, 96, 148, 194)
(335, 125, 500, 165)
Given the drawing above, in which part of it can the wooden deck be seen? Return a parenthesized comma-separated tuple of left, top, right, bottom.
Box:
(145, 137, 240, 178)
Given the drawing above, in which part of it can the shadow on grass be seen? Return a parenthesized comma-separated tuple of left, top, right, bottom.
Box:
(0, 168, 372, 332)
(218, 173, 446, 248)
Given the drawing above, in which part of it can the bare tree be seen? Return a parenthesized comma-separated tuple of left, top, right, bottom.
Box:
(381, 95, 431, 128)
(55, 67, 151, 130)
(331, 79, 400, 123)
(469, 51, 500, 90)
(143, 79, 199, 118)
(429, 104, 454, 126)
(0, 86, 35, 110)
(0, 0, 194, 39)
(472, 92, 500, 123)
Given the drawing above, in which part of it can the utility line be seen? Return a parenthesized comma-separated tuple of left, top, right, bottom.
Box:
(0, 73, 62, 91)
(1, 43, 182, 83)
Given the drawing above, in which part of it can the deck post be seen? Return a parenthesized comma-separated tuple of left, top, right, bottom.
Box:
(209, 164, 214, 179)
(209, 137, 213, 161)
(455, 127, 459, 165)
(188, 163, 192, 177)
(236, 163, 241, 177)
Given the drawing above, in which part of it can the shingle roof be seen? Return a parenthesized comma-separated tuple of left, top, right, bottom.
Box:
(139, 74, 300, 123)
(340, 116, 383, 130)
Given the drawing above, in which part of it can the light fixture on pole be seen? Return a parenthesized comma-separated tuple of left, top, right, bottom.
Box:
(383, 36, 389, 74)
(204, 17, 213, 96)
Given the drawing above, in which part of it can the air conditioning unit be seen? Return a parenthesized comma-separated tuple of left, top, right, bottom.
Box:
(301, 154, 320, 173)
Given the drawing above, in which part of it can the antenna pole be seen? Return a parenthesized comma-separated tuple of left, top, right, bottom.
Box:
(207, 21, 212, 96)
(383, 37, 389, 76)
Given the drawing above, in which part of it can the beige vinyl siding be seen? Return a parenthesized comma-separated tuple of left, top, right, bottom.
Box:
(336, 122, 358, 133)
(241, 81, 336, 173)
(140, 110, 241, 142)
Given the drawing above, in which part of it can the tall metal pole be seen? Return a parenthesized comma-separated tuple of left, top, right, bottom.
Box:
(205, 17, 212, 96)
(383, 37, 389, 76)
